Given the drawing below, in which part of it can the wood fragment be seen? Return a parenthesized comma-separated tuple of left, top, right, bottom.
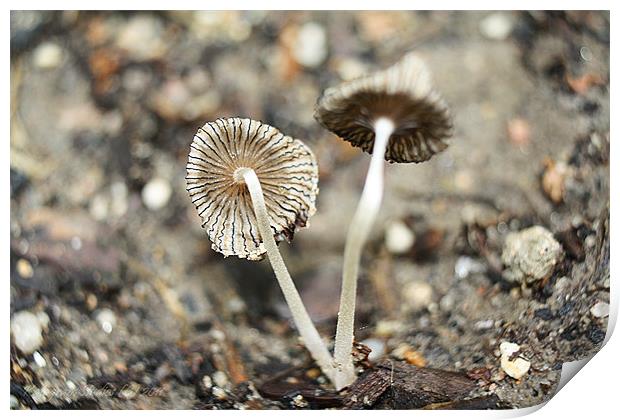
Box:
(344, 361, 481, 409)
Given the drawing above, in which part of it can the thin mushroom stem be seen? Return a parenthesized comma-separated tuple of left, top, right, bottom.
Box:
(236, 167, 337, 384)
(333, 117, 395, 390)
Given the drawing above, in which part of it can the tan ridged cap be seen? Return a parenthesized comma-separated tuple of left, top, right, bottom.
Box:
(186, 117, 319, 260)
(314, 53, 453, 163)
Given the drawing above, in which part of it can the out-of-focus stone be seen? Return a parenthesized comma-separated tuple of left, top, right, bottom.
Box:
(32, 42, 63, 69)
(542, 159, 568, 204)
(11, 311, 44, 354)
(403, 280, 433, 311)
(142, 177, 172, 211)
(292, 22, 327, 68)
(502, 226, 563, 285)
(385, 220, 415, 254)
(115, 15, 167, 61)
(479, 13, 513, 40)
(96, 308, 117, 334)
(590, 301, 609, 318)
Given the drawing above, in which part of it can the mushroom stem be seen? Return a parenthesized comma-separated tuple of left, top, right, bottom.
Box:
(237, 167, 337, 384)
(333, 117, 394, 390)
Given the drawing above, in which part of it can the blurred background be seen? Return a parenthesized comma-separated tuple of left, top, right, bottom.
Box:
(10, 11, 609, 409)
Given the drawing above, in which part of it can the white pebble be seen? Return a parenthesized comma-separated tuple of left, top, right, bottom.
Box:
(212, 371, 229, 388)
(33, 351, 47, 368)
(11, 311, 44, 354)
(479, 13, 513, 40)
(90, 194, 109, 221)
(499, 341, 531, 380)
(110, 181, 128, 217)
(590, 301, 609, 318)
(33, 42, 63, 69)
(403, 281, 433, 311)
(96, 309, 116, 334)
(293, 22, 327, 68)
(454, 256, 485, 279)
(474, 319, 495, 331)
(502, 226, 563, 285)
(385, 220, 415, 254)
(361, 338, 386, 362)
(142, 177, 172, 210)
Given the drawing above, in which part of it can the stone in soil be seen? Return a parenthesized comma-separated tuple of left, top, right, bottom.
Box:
(11, 310, 45, 354)
(590, 301, 609, 318)
(501, 226, 563, 285)
(499, 342, 531, 380)
(385, 220, 415, 254)
(142, 177, 172, 211)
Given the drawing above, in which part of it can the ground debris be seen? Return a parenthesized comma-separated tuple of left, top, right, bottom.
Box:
(343, 361, 481, 409)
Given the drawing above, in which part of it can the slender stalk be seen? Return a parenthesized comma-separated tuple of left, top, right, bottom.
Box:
(237, 167, 337, 384)
(333, 118, 394, 390)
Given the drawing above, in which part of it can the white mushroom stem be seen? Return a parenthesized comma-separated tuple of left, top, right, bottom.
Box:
(235, 167, 337, 384)
(333, 117, 395, 390)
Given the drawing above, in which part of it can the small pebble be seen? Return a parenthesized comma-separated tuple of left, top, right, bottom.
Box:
(361, 338, 386, 362)
(385, 220, 415, 254)
(89, 193, 109, 221)
(33, 42, 63, 69)
(110, 181, 128, 217)
(292, 394, 309, 408)
(403, 280, 433, 311)
(502, 226, 563, 285)
(590, 301, 609, 318)
(96, 308, 116, 334)
(202, 375, 213, 390)
(212, 386, 227, 400)
(292, 22, 327, 68)
(33, 351, 46, 368)
(16, 258, 34, 278)
(542, 160, 568, 204)
(479, 13, 513, 40)
(212, 371, 229, 388)
(374, 319, 401, 337)
(474, 319, 495, 331)
(499, 342, 531, 380)
(116, 15, 166, 61)
(454, 256, 485, 279)
(11, 311, 44, 354)
(142, 177, 172, 210)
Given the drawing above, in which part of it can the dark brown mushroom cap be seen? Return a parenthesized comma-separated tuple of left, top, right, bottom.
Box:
(314, 53, 453, 163)
(186, 117, 319, 260)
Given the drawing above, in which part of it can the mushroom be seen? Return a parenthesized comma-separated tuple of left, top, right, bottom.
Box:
(314, 53, 453, 389)
(186, 117, 336, 383)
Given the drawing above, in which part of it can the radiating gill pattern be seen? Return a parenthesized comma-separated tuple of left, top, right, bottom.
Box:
(315, 53, 453, 163)
(186, 117, 319, 260)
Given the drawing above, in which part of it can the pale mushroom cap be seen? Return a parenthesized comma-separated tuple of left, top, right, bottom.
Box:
(186, 117, 319, 260)
(314, 53, 453, 163)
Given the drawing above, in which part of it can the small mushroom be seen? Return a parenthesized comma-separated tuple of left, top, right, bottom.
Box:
(186, 117, 336, 384)
(314, 53, 453, 389)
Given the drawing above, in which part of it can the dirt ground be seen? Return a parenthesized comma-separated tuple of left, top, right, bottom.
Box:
(10, 11, 610, 409)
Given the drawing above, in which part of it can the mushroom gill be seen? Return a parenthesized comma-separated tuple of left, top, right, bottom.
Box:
(314, 53, 453, 163)
(186, 117, 319, 260)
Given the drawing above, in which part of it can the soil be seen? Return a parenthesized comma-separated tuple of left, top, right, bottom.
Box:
(10, 11, 609, 410)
